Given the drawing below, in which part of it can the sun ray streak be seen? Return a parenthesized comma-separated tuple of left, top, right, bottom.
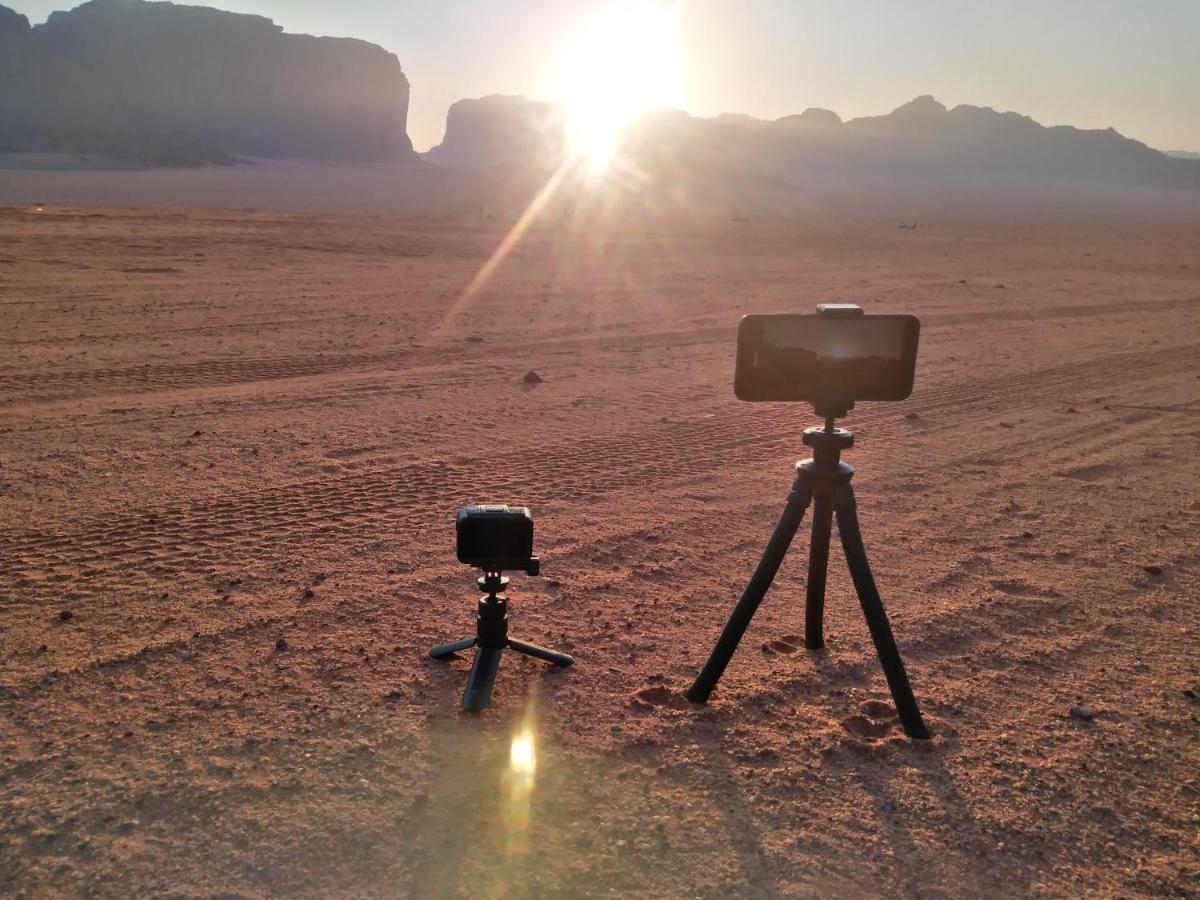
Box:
(434, 157, 576, 339)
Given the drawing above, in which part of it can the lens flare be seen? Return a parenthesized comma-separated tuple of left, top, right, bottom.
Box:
(504, 714, 539, 857)
(510, 728, 537, 780)
(551, 1, 685, 172)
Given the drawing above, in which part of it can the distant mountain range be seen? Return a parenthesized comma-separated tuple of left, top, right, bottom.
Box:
(0, 0, 413, 164)
(0, 0, 1196, 217)
(423, 93, 1199, 197)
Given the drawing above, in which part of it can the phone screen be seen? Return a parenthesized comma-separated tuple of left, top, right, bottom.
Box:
(735, 314, 919, 402)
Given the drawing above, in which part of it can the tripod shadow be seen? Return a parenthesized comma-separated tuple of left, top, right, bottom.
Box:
(689, 715, 784, 898)
(828, 732, 1022, 896)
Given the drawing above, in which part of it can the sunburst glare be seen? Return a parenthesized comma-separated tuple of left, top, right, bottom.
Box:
(551, 1, 685, 172)
(504, 714, 539, 858)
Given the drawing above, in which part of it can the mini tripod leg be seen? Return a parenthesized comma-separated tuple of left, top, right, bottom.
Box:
(687, 476, 814, 703)
(463, 645, 503, 712)
(508, 638, 573, 667)
(833, 482, 930, 739)
(804, 489, 835, 649)
(429, 637, 476, 659)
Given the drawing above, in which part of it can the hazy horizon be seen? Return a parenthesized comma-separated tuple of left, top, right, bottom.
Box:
(7, 0, 1200, 155)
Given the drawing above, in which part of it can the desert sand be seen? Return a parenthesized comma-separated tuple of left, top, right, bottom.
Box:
(1, 205, 1197, 897)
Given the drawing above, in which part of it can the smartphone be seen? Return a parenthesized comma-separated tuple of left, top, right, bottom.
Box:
(734, 313, 920, 403)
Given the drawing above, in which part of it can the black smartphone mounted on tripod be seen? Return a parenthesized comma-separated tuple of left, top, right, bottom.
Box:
(687, 303, 930, 739)
(734, 307, 919, 416)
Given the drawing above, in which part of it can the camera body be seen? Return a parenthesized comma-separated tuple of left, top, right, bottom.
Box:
(456, 504, 540, 575)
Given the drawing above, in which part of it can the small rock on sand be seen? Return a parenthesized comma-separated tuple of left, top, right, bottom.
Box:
(523, 370, 543, 385)
(1069, 705, 1098, 721)
(275, 638, 289, 651)
(1142, 564, 1163, 575)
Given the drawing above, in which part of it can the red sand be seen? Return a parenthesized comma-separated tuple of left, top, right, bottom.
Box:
(1, 206, 1198, 896)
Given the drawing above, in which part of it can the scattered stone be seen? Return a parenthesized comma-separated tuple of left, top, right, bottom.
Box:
(274, 637, 289, 651)
(464, 335, 485, 343)
(312, 572, 327, 585)
(58, 609, 74, 622)
(993, 283, 1006, 289)
(301, 587, 315, 600)
(1142, 564, 1163, 575)
(385, 689, 403, 701)
(522, 370, 543, 385)
(999, 421, 1015, 428)
(905, 412, 920, 420)
(1069, 705, 1098, 721)
(192, 430, 204, 437)
(1183, 688, 1196, 700)
(1066, 407, 1078, 413)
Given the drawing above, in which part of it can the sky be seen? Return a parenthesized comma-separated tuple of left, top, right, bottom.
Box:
(10, 0, 1200, 154)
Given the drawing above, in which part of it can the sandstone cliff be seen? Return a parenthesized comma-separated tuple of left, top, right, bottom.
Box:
(0, 0, 414, 164)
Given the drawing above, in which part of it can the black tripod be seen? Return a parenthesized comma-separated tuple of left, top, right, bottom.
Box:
(686, 418, 929, 739)
(430, 573, 573, 712)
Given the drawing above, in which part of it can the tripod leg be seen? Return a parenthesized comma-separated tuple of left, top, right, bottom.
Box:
(429, 637, 476, 659)
(508, 638, 573, 667)
(463, 645, 503, 712)
(804, 489, 834, 649)
(686, 477, 813, 703)
(833, 483, 930, 739)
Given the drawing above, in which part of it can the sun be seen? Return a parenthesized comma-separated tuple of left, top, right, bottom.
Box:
(551, 1, 684, 172)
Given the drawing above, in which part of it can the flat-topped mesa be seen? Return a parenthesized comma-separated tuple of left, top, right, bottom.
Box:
(423, 95, 565, 169)
(0, 0, 415, 163)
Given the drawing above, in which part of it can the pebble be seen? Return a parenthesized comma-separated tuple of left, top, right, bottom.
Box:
(1069, 705, 1098, 721)
(58, 610, 74, 622)
(522, 370, 543, 385)
(275, 638, 289, 651)
(1142, 564, 1163, 575)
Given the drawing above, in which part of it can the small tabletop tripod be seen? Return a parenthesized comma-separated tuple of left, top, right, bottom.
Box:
(686, 417, 930, 739)
(430, 573, 573, 712)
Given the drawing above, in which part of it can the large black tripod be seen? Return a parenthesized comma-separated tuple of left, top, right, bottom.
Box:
(430, 573, 573, 712)
(686, 419, 929, 739)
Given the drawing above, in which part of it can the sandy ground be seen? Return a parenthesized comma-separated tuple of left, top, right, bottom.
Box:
(1, 205, 1198, 897)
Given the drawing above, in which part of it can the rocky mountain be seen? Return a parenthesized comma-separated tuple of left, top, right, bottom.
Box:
(424, 94, 1200, 206)
(0, 0, 414, 164)
(423, 95, 564, 169)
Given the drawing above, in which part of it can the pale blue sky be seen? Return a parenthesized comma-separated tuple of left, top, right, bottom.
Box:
(11, 0, 1200, 153)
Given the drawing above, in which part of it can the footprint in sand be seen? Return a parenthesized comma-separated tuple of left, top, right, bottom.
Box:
(629, 685, 691, 710)
(841, 699, 901, 741)
(762, 635, 804, 654)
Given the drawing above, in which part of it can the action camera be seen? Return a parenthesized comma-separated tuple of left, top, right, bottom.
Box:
(455, 505, 540, 575)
